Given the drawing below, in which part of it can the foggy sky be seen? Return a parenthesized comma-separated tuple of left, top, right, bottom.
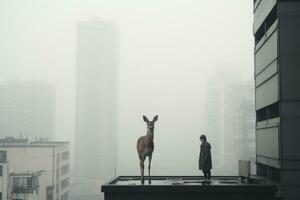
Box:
(0, 0, 254, 175)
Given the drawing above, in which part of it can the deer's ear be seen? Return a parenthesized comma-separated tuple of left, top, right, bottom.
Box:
(143, 116, 149, 122)
(153, 115, 158, 122)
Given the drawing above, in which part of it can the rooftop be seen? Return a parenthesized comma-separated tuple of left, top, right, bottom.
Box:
(102, 176, 278, 200)
(10, 170, 45, 176)
(0, 137, 69, 147)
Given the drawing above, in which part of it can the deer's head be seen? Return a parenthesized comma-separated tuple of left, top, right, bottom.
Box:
(143, 115, 158, 132)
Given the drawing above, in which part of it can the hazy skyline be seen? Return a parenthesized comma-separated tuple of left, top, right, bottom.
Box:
(0, 80, 55, 140)
(0, 0, 254, 177)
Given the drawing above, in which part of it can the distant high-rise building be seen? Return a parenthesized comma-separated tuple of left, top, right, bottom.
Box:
(235, 84, 256, 164)
(0, 81, 55, 140)
(74, 19, 118, 197)
(206, 80, 223, 175)
(206, 78, 255, 176)
(254, 1, 300, 199)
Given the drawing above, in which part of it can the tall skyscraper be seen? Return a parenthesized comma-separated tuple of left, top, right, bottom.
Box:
(74, 19, 118, 198)
(254, 1, 300, 199)
(0, 81, 55, 140)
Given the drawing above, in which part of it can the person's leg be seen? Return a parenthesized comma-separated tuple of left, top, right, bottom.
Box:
(203, 170, 208, 180)
(207, 169, 211, 180)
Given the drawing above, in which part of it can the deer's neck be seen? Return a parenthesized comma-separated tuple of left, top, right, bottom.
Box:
(146, 129, 154, 140)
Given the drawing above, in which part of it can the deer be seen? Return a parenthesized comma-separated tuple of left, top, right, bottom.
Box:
(137, 115, 158, 185)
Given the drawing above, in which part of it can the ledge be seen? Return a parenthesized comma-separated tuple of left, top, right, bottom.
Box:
(101, 176, 278, 200)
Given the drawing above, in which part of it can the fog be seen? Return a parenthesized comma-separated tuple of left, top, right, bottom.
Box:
(0, 0, 254, 198)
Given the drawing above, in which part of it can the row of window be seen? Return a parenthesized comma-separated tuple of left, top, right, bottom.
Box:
(257, 163, 280, 182)
(255, 5, 277, 45)
(256, 102, 279, 122)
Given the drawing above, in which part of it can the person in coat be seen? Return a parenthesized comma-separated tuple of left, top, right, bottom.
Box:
(199, 134, 212, 181)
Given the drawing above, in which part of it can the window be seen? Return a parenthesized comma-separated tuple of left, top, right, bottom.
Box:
(27, 177, 33, 189)
(0, 165, 2, 176)
(257, 163, 280, 182)
(256, 102, 279, 122)
(256, 107, 267, 121)
(61, 151, 69, 161)
(13, 177, 26, 193)
(0, 151, 7, 163)
(255, 5, 277, 44)
(47, 186, 54, 200)
(61, 164, 69, 175)
(267, 102, 279, 119)
(12, 176, 38, 193)
(61, 178, 69, 189)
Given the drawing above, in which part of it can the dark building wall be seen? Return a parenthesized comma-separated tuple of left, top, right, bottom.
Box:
(254, 1, 300, 199)
(278, 2, 300, 199)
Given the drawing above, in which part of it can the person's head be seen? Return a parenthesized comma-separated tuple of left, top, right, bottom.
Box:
(200, 134, 207, 144)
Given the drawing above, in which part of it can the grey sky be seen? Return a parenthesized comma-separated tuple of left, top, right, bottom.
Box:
(0, 0, 254, 175)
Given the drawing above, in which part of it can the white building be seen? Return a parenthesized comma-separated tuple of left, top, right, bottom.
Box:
(0, 138, 70, 200)
(0, 162, 9, 200)
(74, 19, 118, 197)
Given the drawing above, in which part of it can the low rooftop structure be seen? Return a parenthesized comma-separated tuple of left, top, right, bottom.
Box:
(0, 137, 69, 147)
(102, 176, 278, 200)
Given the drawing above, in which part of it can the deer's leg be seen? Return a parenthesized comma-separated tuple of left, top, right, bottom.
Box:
(148, 155, 152, 184)
(140, 159, 145, 184)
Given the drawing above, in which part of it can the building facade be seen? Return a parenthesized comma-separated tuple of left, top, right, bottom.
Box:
(0, 162, 9, 200)
(74, 19, 118, 197)
(0, 138, 70, 200)
(254, 0, 300, 199)
(0, 81, 55, 140)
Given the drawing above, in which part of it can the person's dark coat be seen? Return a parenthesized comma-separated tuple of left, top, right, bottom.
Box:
(199, 141, 212, 170)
